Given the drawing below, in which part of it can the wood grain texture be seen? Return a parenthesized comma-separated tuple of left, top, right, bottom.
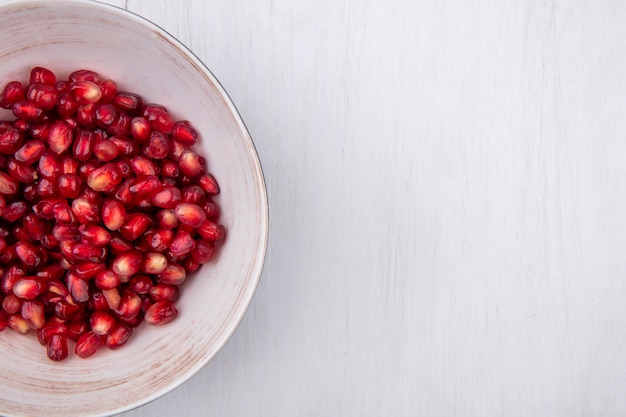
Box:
(101, 0, 626, 415)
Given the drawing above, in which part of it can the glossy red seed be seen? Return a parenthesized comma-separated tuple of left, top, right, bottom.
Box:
(90, 310, 115, 336)
(38, 151, 61, 179)
(61, 154, 80, 174)
(198, 220, 226, 245)
(150, 185, 181, 209)
(8, 314, 32, 334)
(202, 200, 221, 220)
(52, 201, 75, 224)
(95, 103, 117, 128)
(93, 138, 119, 162)
(142, 253, 168, 274)
(143, 131, 170, 159)
(89, 290, 109, 311)
(113, 92, 142, 114)
(107, 112, 132, 136)
(72, 197, 101, 224)
(72, 262, 105, 280)
(102, 287, 121, 310)
(71, 80, 102, 104)
(111, 250, 143, 278)
(37, 321, 67, 345)
(26, 83, 58, 109)
(108, 135, 137, 157)
(12, 101, 44, 122)
(72, 244, 107, 263)
(14, 242, 42, 269)
(128, 275, 152, 295)
(75, 331, 103, 358)
(0, 81, 25, 109)
(155, 209, 179, 229)
(144, 300, 177, 325)
(130, 116, 151, 143)
(105, 323, 132, 349)
(76, 103, 96, 128)
(191, 239, 216, 264)
(79, 224, 111, 246)
(120, 213, 152, 241)
(169, 229, 196, 257)
(30, 67, 56, 85)
(115, 291, 141, 321)
(0, 125, 24, 154)
(131, 155, 157, 176)
(171, 121, 198, 145)
(72, 129, 94, 161)
(0, 172, 18, 195)
(178, 150, 204, 177)
(157, 264, 186, 286)
(129, 175, 160, 197)
(48, 120, 74, 154)
(94, 270, 121, 290)
(23, 214, 49, 241)
(36, 177, 57, 197)
(182, 185, 206, 205)
(145, 229, 174, 252)
(52, 224, 80, 242)
(2, 294, 22, 314)
(57, 92, 79, 116)
(57, 173, 82, 198)
(101, 199, 126, 231)
(47, 333, 69, 361)
(15, 139, 45, 164)
(12, 277, 46, 299)
(7, 158, 37, 183)
(174, 203, 206, 227)
(21, 299, 45, 329)
(99, 79, 118, 103)
(54, 299, 84, 321)
(69, 69, 101, 83)
(87, 162, 123, 192)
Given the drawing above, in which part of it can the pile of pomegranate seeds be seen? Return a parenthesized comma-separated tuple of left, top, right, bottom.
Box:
(0, 67, 226, 361)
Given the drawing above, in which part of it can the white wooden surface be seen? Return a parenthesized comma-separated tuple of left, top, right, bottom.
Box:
(93, 0, 626, 415)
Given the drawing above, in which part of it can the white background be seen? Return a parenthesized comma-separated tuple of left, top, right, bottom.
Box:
(93, 0, 626, 416)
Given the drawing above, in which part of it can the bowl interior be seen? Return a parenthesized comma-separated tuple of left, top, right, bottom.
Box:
(0, 1, 267, 416)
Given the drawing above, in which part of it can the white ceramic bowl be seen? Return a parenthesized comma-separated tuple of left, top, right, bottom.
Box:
(0, 1, 268, 416)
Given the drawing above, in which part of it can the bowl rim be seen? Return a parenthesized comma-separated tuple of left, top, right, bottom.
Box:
(0, 0, 269, 416)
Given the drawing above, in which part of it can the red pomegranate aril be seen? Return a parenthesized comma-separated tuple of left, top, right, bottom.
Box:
(75, 331, 103, 358)
(128, 275, 152, 295)
(15, 242, 43, 269)
(0, 81, 25, 109)
(143, 131, 170, 159)
(47, 333, 69, 361)
(105, 323, 132, 349)
(72, 197, 101, 224)
(23, 214, 49, 241)
(8, 314, 32, 334)
(29, 122, 51, 141)
(79, 224, 111, 246)
(169, 229, 196, 257)
(13, 277, 46, 299)
(171, 120, 198, 145)
(178, 150, 204, 177)
(72, 244, 107, 263)
(191, 239, 215, 264)
(101, 199, 127, 231)
(37, 321, 66, 345)
(109, 135, 137, 157)
(26, 83, 58, 109)
(107, 112, 132, 136)
(157, 264, 186, 286)
(57, 173, 82, 198)
(12, 224, 32, 244)
(113, 92, 142, 114)
(2, 201, 28, 222)
(71, 80, 102, 104)
(131, 155, 157, 176)
(61, 154, 80, 174)
(202, 200, 221, 221)
(0, 125, 24, 154)
(6, 158, 37, 184)
(108, 233, 133, 255)
(70, 69, 101, 83)
(54, 298, 84, 321)
(73, 262, 106, 280)
(30, 67, 56, 86)
(64, 117, 79, 131)
(12, 101, 44, 122)
(182, 185, 206, 205)
(0, 245, 16, 264)
(76, 103, 96, 128)
(52, 224, 80, 242)
(95, 103, 117, 128)
(142, 252, 168, 274)
(174, 202, 206, 228)
(52, 201, 75, 224)
(36, 177, 58, 197)
(130, 116, 151, 143)
(198, 220, 226, 245)
(37, 264, 65, 281)
(72, 129, 95, 161)
(144, 300, 177, 325)
(155, 209, 179, 229)
(160, 159, 180, 179)
(112, 177, 134, 206)
(182, 257, 201, 273)
(67, 273, 90, 303)
(66, 317, 89, 341)
(115, 291, 141, 321)
(78, 160, 99, 181)
(89, 290, 109, 311)
(21, 299, 45, 329)
(102, 287, 121, 310)
(93, 138, 119, 162)
(99, 79, 117, 103)
(168, 139, 186, 160)
(94, 269, 120, 290)
(38, 151, 62, 179)
(150, 185, 181, 209)
(129, 175, 160, 197)
(145, 228, 174, 252)
(87, 162, 123, 192)
(57, 92, 79, 117)
(120, 213, 152, 241)
(1, 265, 23, 294)
(0, 172, 18, 195)
(111, 250, 143, 278)
(15, 139, 45, 164)
(3, 294, 22, 314)
(48, 120, 74, 154)
(90, 310, 115, 335)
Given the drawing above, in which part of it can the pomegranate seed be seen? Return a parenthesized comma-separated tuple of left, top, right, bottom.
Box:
(72, 244, 107, 263)
(160, 159, 180, 179)
(78, 160, 99, 181)
(9, 314, 32, 334)
(0, 172, 18, 195)
(57, 173, 82, 198)
(0, 81, 25, 109)
(191, 239, 216, 264)
(182, 185, 206, 205)
(174, 203, 206, 227)
(129, 175, 160, 197)
(108, 233, 134, 254)
(90, 310, 116, 336)
(128, 275, 152, 295)
(102, 287, 121, 310)
(73, 262, 106, 280)
(202, 200, 221, 220)
(47, 280, 69, 298)
(12, 101, 44, 122)
(67, 273, 90, 303)
(29, 122, 51, 141)
(21, 299, 45, 329)
(23, 214, 49, 241)
(112, 177, 134, 206)
(0, 125, 23, 154)
(89, 290, 109, 311)
(171, 120, 198, 145)
(145, 228, 174, 252)
(71, 129, 94, 161)
(79, 224, 111, 246)
(142, 253, 168, 274)
(75, 331, 103, 358)
(158, 264, 186, 286)
(66, 317, 89, 341)
(1, 265, 25, 294)
(2, 200, 28, 222)
(113, 92, 142, 114)
(61, 154, 80, 174)
(115, 291, 141, 321)
(182, 257, 202, 273)
(3, 294, 22, 314)
(101, 199, 127, 231)
(15, 242, 43, 269)
(76, 103, 96, 128)
(48, 120, 74, 154)
(95, 103, 117, 128)
(106, 322, 134, 348)
(178, 150, 205, 177)
(87, 162, 123, 192)
(54, 299, 84, 321)
(130, 116, 151, 143)
(36, 177, 58, 197)
(26, 83, 58, 109)
(93, 138, 119, 162)
(52, 201, 75, 224)
(168, 139, 186, 160)
(107, 112, 132, 136)
(5, 158, 36, 184)
(143, 131, 170, 159)
(47, 333, 69, 361)
(15, 139, 45, 164)
(37, 321, 66, 345)
(79, 184, 103, 204)
(94, 270, 121, 290)
(111, 250, 142, 278)
(0, 245, 17, 264)
(143, 104, 174, 133)
(98, 79, 118, 103)
(131, 155, 157, 176)
(30, 67, 56, 85)
(70, 69, 101, 83)
(71, 197, 101, 224)
(109, 135, 137, 157)
(52, 224, 80, 242)
(57, 92, 79, 116)
(13, 277, 46, 299)
(144, 300, 177, 325)
(71, 80, 102, 104)
(198, 220, 226, 245)
(150, 185, 182, 209)
(169, 229, 196, 257)
(120, 213, 152, 241)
